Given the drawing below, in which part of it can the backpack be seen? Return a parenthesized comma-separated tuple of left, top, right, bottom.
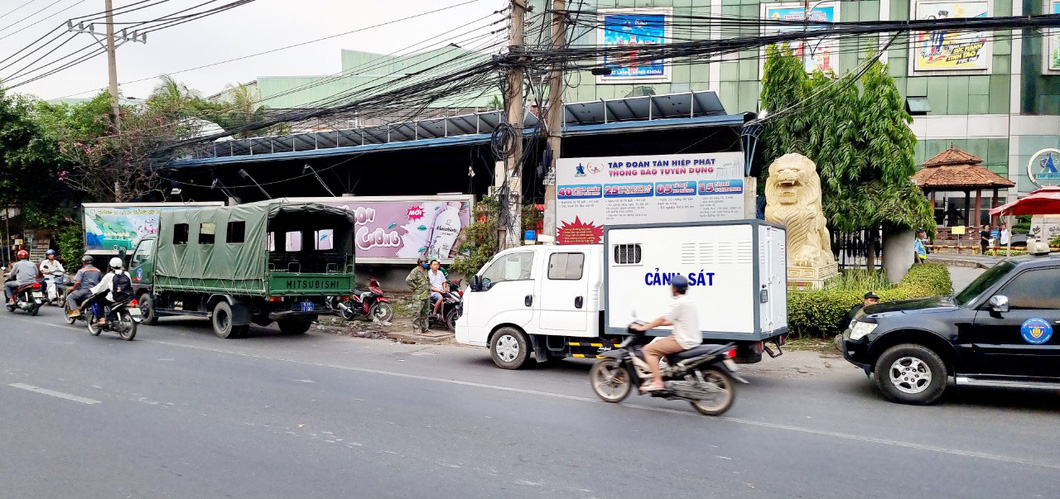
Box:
(112, 272, 134, 303)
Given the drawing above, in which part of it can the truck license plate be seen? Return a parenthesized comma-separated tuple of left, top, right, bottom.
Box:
(300, 300, 315, 312)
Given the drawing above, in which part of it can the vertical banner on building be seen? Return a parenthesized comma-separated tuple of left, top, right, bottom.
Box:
(1046, 1, 1060, 72)
(596, 8, 672, 84)
(555, 153, 745, 245)
(760, 2, 839, 76)
(911, 0, 992, 73)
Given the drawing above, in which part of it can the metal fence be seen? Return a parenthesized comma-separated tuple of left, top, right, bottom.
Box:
(831, 227, 883, 270)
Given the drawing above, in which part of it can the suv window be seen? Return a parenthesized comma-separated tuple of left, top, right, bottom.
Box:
(548, 252, 584, 280)
(955, 261, 1014, 306)
(480, 252, 534, 288)
(998, 268, 1060, 310)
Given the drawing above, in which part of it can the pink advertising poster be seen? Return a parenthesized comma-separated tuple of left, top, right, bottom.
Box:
(287, 196, 473, 263)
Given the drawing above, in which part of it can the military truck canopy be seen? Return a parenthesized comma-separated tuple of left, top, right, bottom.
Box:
(155, 201, 356, 294)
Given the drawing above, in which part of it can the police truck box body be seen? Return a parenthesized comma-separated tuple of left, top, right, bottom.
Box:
(455, 220, 788, 369)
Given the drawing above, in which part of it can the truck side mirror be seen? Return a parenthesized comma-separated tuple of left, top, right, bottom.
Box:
(469, 275, 483, 292)
(988, 295, 1010, 314)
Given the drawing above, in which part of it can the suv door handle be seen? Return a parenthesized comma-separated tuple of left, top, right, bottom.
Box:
(525, 295, 533, 307)
(574, 296, 583, 309)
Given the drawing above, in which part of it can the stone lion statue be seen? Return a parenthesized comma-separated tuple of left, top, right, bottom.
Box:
(764, 154, 834, 268)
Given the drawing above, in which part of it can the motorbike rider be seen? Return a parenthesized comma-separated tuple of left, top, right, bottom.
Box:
(630, 274, 701, 392)
(88, 257, 132, 326)
(66, 255, 102, 317)
(39, 249, 66, 301)
(428, 259, 448, 320)
(5, 250, 39, 305)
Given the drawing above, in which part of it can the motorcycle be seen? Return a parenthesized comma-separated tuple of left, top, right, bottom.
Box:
(428, 279, 463, 331)
(589, 321, 746, 416)
(81, 292, 140, 341)
(4, 277, 45, 316)
(328, 278, 394, 323)
(43, 269, 66, 306)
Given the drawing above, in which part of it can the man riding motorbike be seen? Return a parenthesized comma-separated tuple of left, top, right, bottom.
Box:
(629, 274, 701, 392)
(39, 249, 66, 303)
(87, 257, 132, 326)
(66, 255, 102, 318)
(5, 250, 38, 305)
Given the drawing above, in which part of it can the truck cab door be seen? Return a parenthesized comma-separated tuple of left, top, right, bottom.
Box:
(463, 251, 538, 334)
(129, 238, 155, 289)
(536, 250, 589, 335)
(965, 267, 1060, 378)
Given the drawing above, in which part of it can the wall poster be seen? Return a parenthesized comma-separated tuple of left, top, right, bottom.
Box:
(596, 8, 672, 84)
(760, 2, 840, 76)
(911, 0, 992, 73)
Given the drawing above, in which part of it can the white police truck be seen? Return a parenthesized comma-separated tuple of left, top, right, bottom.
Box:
(455, 220, 789, 369)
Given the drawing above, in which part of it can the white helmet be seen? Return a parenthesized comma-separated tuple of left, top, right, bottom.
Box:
(109, 257, 123, 269)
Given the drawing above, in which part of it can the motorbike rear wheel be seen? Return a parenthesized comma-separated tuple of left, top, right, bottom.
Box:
(689, 367, 736, 416)
(116, 310, 137, 341)
(369, 302, 394, 322)
(29, 303, 40, 316)
(85, 309, 102, 336)
(590, 359, 633, 403)
(444, 307, 461, 331)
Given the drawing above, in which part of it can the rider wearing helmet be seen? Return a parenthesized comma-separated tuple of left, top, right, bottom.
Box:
(88, 257, 131, 326)
(630, 274, 701, 392)
(5, 250, 38, 305)
(66, 255, 102, 317)
(39, 249, 66, 302)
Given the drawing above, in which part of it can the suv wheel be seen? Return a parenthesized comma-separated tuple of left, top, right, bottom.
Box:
(874, 344, 947, 405)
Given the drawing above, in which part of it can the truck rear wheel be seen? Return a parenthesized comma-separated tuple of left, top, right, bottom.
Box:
(490, 327, 529, 369)
(212, 301, 248, 339)
(278, 319, 312, 335)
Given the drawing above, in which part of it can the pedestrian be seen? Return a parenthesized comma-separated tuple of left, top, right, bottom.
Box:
(840, 291, 881, 333)
(406, 256, 430, 333)
(914, 229, 928, 264)
(979, 224, 991, 255)
(999, 223, 1010, 247)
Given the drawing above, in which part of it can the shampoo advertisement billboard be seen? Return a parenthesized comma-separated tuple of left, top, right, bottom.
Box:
(555, 153, 746, 245)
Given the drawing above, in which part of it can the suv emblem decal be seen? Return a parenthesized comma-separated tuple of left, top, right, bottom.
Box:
(1021, 318, 1053, 345)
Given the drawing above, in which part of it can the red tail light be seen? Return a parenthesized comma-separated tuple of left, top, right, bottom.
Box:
(31, 282, 41, 289)
(726, 349, 737, 359)
(129, 300, 138, 307)
(267, 296, 283, 302)
(339, 296, 350, 301)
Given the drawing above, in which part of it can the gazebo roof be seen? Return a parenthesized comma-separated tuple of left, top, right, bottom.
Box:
(914, 145, 1016, 190)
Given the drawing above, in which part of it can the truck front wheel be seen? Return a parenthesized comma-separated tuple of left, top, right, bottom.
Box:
(138, 293, 159, 325)
(278, 319, 312, 335)
(212, 301, 248, 339)
(874, 344, 947, 405)
(490, 327, 529, 369)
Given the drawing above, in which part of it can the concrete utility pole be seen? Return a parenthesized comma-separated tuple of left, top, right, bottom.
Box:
(501, 0, 526, 249)
(104, 0, 120, 128)
(542, 0, 566, 240)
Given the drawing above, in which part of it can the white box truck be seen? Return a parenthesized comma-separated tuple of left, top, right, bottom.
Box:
(455, 220, 788, 369)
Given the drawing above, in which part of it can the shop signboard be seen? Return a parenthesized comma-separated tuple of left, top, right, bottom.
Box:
(555, 153, 745, 245)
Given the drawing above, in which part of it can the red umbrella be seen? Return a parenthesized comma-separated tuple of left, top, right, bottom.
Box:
(990, 186, 1060, 216)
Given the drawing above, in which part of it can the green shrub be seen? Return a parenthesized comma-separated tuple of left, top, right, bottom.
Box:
(787, 263, 951, 338)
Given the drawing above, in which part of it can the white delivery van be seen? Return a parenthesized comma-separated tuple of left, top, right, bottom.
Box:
(455, 220, 788, 369)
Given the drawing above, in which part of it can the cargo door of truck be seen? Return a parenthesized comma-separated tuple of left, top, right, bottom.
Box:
(536, 249, 589, 335)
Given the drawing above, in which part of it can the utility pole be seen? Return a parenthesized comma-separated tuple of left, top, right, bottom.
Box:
(501, 0, 526, 249)
(542, 0, 565, 240)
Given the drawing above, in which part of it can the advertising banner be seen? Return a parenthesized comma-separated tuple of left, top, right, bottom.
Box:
(555, 153, 746, 245)
(1047, 1, 1060, 72)
(761, 2, 839, 75)
(911, 0, 991, 73)
(83, 202, 223, 254)
(596, 8, 671, 83)
(287, 196, 474, 264)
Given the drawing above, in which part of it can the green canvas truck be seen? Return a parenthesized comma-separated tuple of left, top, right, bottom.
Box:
(127, 201, 357, 338)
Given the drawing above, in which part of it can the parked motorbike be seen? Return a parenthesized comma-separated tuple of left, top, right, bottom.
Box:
(4, 278, 45, 316)
(428, 279, 463, 331)
(328, 278, 394, 323)
(81, 292, 140, 341)
(43, 269, 66, 306)
(589, 321, 745, 416)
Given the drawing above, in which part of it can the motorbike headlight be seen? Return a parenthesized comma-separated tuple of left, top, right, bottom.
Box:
(848, 321, 877, 341)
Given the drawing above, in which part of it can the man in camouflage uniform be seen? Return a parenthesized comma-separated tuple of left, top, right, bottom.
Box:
(406, 257, 430, 333)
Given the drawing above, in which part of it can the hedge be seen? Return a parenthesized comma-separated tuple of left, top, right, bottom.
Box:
(787, 263, 952, 338)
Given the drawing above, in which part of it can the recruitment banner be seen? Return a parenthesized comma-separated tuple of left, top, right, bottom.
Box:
(555, 153, 745, 245)
(911, 0, 991, 73)
(83, 203, 224, 254)
(761, 2, 839, 75)
(596, 8, 671, 83)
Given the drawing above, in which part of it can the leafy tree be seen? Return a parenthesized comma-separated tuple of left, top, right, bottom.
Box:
(0, 87, 65, 212)
(450, 196, 499, 277)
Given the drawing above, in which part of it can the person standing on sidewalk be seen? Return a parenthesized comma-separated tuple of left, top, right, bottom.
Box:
(406, 257, 431, 333)
(979, 225, 991, 255)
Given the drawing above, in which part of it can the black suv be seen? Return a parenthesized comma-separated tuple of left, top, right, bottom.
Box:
(842, 254, 1060, 405)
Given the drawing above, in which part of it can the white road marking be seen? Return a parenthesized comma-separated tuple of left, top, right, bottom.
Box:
(9, 383, 101, 405)
(7, 316, 1060, 471)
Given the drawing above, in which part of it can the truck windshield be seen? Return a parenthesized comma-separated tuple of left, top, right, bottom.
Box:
(954, 261, 1015, 307)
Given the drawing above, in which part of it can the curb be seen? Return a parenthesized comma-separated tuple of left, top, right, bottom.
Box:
(388, 330, 455, 345)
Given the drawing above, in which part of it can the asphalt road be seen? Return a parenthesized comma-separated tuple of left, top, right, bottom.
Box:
(2, 304, 1057, 498)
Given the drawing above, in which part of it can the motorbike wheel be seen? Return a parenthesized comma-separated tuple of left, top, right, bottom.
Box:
(590, 359, 633, 403)
(6, 304, 14, 312)
(689, 367, 736, 416)
(339, 303, 357, 321)
(65, 311, 77, 325)
(117, 311, 137, 341)
(29, 302, 41, 316)
(85, 310, 102, 336)
(444, 307, 461, 332)
(368, 302, 394, 323)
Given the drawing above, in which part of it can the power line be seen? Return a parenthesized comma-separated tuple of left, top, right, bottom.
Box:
(0, 0, 38, 21)
(0, 0, 87, 42)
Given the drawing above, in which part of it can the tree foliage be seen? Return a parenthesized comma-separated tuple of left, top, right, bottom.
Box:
(0, 87, 66, 209)
(760, 44, 933, 234)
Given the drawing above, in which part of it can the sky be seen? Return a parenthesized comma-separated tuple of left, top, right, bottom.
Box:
(0, 0, 504, 101)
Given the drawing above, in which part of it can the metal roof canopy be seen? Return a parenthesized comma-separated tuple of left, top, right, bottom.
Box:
(179, 91, 728, 164)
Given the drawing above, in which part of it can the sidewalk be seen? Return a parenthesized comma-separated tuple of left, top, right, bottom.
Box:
(927, 252, 1004, 269)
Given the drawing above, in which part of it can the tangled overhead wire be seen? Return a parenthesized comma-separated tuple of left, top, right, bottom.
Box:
(491, 122, 517, 160)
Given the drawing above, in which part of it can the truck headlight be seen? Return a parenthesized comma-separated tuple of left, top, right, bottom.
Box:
(849, 321, 877, 341)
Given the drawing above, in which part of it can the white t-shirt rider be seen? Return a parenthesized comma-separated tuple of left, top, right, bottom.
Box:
(663, 294, 701, 349)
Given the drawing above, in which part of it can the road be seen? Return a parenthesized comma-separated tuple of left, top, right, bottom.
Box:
(2, 304, 1057, 498)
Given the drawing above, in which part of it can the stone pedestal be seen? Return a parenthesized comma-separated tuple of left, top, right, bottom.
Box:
(787, 262, 839, 290)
